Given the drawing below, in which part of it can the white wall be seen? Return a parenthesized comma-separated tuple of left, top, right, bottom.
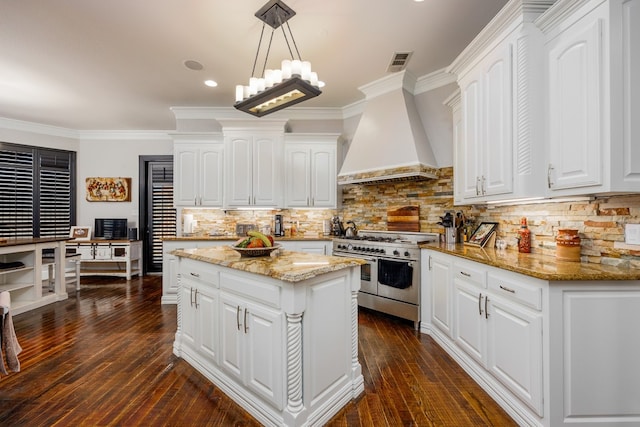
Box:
(76, 133, 173, 231)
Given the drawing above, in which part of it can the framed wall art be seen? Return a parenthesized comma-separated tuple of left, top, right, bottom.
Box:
(465, 222, 498, 248)
(85, 177, 131, 202)
(69, 226, 92, 241)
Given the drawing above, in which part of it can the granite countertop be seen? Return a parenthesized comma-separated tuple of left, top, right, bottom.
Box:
(421, 243, 640, 281)
(163, 235, 333, 242)
(172, 246, 364, 283)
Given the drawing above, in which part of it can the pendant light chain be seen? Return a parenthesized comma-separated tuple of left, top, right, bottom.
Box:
(251, 23, 267, 78)
(285, 21, 302, 61)
(260, 30, 275, 78)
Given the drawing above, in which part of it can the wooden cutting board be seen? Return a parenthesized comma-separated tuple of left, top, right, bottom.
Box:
(387, 206, 420, 232)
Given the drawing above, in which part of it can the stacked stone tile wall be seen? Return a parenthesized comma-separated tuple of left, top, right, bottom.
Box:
(181, 166, 639, 269)
(339, 167, 640, 269)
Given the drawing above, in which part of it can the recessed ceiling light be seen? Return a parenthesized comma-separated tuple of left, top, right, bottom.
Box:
(204, 80, 218, 87)
(184, 60, 204, 71)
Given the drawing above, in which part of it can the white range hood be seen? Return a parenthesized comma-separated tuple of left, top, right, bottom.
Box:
(338, 71, 439, 185)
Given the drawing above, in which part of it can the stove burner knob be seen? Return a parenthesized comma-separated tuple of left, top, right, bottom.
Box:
(404, 251, 410, 257)
(378, 248, 385, 254)
(393, 250, 400, 256)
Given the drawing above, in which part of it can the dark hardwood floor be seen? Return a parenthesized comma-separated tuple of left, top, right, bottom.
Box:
(0, 275, 516, 426)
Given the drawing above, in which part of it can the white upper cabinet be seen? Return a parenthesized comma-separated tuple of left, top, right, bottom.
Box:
(457, 42, 514, 200)
(224, 131, 283, 208)
(538, 0, 640, 195)
(448, 0, 552, 204)
(173, 134, 224, 207)
(284, 134, 338, 208)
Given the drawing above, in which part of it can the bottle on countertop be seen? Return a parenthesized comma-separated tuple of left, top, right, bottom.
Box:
(517, 217, 531, 253)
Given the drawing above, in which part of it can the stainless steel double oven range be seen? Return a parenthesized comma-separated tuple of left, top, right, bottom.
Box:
(332, 230, 438, 329)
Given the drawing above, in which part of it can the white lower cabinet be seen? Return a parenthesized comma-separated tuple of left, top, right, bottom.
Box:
(422, 248, 640, 426)
(220, 290, 283, 409)
(278, 240, 332, 255)
(177, 258, 219, 362)
(486, 293, 543, 416)
(453, 278, 488, 366)
(162, 240, 229, 304)
(428, 252, 453, 337)
(173, 253, 363, 427)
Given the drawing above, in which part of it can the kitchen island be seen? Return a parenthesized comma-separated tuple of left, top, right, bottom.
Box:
(171, 246, 364, 427)
(161, 236, 333, 304)
(420, 243, 640, 427)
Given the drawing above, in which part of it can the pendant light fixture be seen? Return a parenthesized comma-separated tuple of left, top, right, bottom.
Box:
(234, 0, 322, 117)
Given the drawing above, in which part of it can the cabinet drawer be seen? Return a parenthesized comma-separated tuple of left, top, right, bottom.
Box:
(180, 258, 219, 287)
(454, 260, 487, 288)
(220, 271, 280, 309)
(488, 273, 542, 310)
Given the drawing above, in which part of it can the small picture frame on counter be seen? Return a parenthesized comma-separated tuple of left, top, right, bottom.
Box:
(69, 226, 92, 241)
(465, 222, 498, 248)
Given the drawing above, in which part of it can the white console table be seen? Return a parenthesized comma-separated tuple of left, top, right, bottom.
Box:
(66, 240, 142, 280)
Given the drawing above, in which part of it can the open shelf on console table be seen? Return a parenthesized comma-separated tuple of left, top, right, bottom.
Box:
(66, 240, 142, 280)
(0, 238, 68, 315)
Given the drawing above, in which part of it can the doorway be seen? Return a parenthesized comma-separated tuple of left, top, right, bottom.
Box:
(139, 156, 176, 274)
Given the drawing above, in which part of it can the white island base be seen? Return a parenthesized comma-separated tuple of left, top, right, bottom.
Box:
(172, 247, 364, 427)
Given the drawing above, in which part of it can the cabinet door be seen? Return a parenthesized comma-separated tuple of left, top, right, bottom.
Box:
(482, 43, 513, 197)
(285, 146, 311, 207)
(459, 76, 483, 199)
(244, 301, 284, 409)
(453, 279, 487, 366)
(220, 292, 243, 380)
(430, 254, 453, 337)
(226, 136, 253, 206)
(179, 281, 197, 349)
(196, 286, 218, 362)
(547, 18, 602, 190)
(200, 145, 224, 206)
(296, 242, 329, 255)
(252, 136, 281, 206)
(310, 146, 336, 207)
(174, 146, 199, 206)
(486, 297, 543, 416)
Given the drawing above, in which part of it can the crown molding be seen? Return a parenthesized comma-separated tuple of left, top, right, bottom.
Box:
(77, 130, 173, 140)
(0, 117, 78, 139)
(170, 106, 343, 123)
(447, 0, 555, 76)
(415, 68, 457, 94)
(535, 0, 595, 33)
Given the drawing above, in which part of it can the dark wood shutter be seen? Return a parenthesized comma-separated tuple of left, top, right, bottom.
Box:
(150, 162, 176, 269)
(0, 146, 34, 238)
(0, 143, 75, 238)
(39, 150, 74, 237)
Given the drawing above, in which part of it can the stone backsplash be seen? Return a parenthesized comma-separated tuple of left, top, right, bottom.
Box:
(339, 167, 640, 269)
(182, 207, 338, 238)
(183, 166, 640, 269)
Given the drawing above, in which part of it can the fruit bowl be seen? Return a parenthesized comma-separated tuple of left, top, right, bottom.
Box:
(230, 243, 281, 257)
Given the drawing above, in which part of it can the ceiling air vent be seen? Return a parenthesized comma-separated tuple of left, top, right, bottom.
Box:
(387, 52, 413, 72)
